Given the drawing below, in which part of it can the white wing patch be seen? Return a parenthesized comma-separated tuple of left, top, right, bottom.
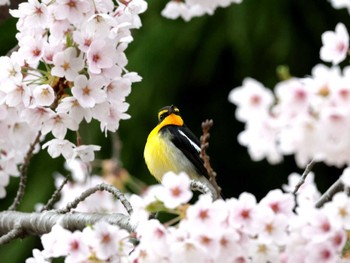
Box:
(178, 130, 201, 153)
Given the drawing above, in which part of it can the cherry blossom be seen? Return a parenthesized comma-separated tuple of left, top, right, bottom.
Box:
(0, 0, 148, 191)
(229, 62, 350, 167)
(320, 23, 349, 65)
(329, 0, 350, 15)
(25, 249, 49, 263)
(42, 139, 75, 159)
(54, 0, 91, 25)
(87, 40, 117, 74)
(157, 171, 193, 209)
(161, 0, 242, 21)
(29, 171, 349, 262)
(51, 47, 84, 81)
(83, 221, 132, 260)
(71, 75, 106, 109)
(32, 84, 55, 107)
(228, 77, 274, 123)
(73, 144, 101, 162)
(227, 192, 258, 235)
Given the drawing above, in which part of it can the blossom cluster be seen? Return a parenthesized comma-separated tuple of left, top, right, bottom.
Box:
(27, 168, 350, 262)
(0, 0, 147, 198)
(27, 222, 133, 263)
(161, 0, 243, 21)
(229, 23, 350, 167)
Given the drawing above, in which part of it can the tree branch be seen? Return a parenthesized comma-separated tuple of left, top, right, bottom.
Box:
(315, 177, 344, 208)
(57, 183, 133, 215)
(292, 159, 316, 195)
(0, 211, 133, 245)
(199, 119, 222, 199)
(41, 176, 70, 212)
(8, 131, 42, 211)
(0, 226, 23, 245)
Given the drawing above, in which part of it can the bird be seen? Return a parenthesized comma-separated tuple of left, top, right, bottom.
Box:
(144, 105, 218, 198)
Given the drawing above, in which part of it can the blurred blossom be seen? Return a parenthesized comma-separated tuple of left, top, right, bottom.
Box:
(229, 63, 350, 167)
(161, 0, 242, 21)
(329, 0, 350, 15)
(320, 23, 349, 65)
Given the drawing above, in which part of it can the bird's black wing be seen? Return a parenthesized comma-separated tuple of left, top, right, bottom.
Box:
(162, 125, 209, 179)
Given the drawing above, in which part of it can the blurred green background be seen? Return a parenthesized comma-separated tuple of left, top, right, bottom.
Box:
(1, 0, 350, 261)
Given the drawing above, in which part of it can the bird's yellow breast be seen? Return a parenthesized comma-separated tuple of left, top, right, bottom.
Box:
(144, 128, 198, 182)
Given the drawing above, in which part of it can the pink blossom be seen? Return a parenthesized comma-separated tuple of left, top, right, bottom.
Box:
(65, 231, 90, 263)
(51, 47, 84, 81)
(41, 113, 78, 139)
(95, 101, 130, 134)
(32, 84, 55, 107)
(41, 225, 72, 257)
(227, 192, 258, 234)
(87, 40, 116, 74)
(84, 221, 132, 260)
(248, 239, 280, 263)
(71, 75, 106, 108)
(135, 219, 170, 260)
(25, 249, 49, 263)
(42, 139, 75, 159)
(21, 107, 55, 128)
(259, 189, 295, 217)
(10, 0, 48, 28)
(0, 56, 22, 83)
(255, 208, 288, 245)
(305, 242, 339, 263)
(237, 116, 282, 164)
(274, 78, 311, 121)
(320, 23, 349, 65)
(56, 96, 92, 124)
(18, 35, 45, 66)
(324, 192, 350, 229)
(74, 144, 101, 162)
(3, 82, 31, 107)
(106, 77, 132, 103)
(54, 0, 91, 25)
(183, 194, 227, 235)
(228, 77, 274, 123)
(157, 171, 193, 209)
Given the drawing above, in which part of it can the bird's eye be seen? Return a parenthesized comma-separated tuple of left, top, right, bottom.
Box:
(159, 113, 167, 122)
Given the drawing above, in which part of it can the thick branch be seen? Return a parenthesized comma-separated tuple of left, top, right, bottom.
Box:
(0, 211, 133, 244)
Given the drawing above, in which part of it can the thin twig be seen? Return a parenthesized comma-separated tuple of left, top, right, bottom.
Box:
(0, 226, 23, 245)
(57, 183, 133, 215)
(41, 176, 70, 212)
(199, 119, 221, 199)
(8, 131, 42, 211)
(315, 177, 344, 208)
(292, 159, 316, 195)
